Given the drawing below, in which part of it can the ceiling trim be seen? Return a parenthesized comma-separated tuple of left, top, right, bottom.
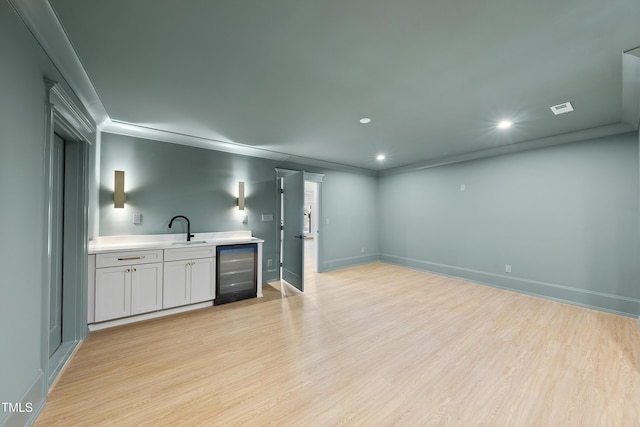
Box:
(104, 120, 377, 176)
(380, 122, 635, 176)
(9, 0, 109, 127)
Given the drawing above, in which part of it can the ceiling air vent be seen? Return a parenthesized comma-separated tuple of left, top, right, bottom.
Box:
(550, 102, 574, 115)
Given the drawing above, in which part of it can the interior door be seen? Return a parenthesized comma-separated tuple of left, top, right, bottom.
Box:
(282, 171, 305, 291)
(49, 134, 64, 356)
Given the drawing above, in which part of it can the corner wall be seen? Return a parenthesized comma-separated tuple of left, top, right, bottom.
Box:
(379, 133, 640, 316)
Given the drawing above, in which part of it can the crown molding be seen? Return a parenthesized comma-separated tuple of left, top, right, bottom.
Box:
(380, 122, 636, 176)
(103, 119, 376, 176)
(9, 0, 109, 127)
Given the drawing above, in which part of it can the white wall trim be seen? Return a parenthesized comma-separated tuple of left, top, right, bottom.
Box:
(47, 80, 94, 136)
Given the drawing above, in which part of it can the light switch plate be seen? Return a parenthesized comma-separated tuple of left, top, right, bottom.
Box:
(133, 213, 142, 224)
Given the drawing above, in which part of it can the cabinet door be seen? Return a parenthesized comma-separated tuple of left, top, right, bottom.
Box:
(131, 262, 163, 315)
(163, 260, 190, 309)
(95, 266, 131, 322)
(190, 257, 215, 303)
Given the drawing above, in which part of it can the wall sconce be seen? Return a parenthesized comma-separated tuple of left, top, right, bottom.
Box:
(236, 181, 245, 210)
(114, 170, 125, 208)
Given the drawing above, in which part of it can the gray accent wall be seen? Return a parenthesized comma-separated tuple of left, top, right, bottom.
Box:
(99, 133, 379, 282)
(0, 1, 92, 425)
(379, 132, 640, 316)
(319, 171, 380, 271)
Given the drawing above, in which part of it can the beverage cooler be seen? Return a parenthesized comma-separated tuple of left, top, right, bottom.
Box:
(215, 243, 258, 305)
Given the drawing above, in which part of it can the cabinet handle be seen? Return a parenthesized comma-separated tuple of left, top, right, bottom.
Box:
(118, 256, 146, 261)
(125, 268, 131, 273)
(132, 268, 137, 272)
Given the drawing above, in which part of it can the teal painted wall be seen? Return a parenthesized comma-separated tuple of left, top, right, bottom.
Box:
(379, 133, 640, 316)
(319, 171, 380, 270)
(98, 133, 379, 281)
(0, 1, 89, 424)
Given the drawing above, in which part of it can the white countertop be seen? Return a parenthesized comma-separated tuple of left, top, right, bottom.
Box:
(88, 231, 263, 254)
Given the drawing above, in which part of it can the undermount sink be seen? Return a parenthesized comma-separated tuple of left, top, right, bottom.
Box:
(171, 240, 208, 246)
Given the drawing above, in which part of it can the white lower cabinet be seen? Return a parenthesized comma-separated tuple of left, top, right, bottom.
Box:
(190, 258, 215, 303)
(130, 263, 164, 315)
(95, 262, 163, 322)
(163, 257, 215, 309)
(94, 249, 164, 323)
(91, 246, 218, 326)
(95, 266, 131, 322)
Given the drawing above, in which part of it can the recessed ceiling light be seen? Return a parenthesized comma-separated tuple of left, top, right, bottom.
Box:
(359, 117, 372, 124)
(497, 120, 512, 129)
(376, 154, 385, 161)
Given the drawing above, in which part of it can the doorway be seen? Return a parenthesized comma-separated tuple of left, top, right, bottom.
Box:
(47, 130, 88, 386)
(276, 169, 324, 292)
(304, 181, 319, 274)
(43, 80, 91, 388)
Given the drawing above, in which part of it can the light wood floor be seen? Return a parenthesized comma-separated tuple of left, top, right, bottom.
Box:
(36, 260, 640, 426)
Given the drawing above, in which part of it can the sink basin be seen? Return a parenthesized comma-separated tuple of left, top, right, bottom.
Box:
(171, 240, 208, 246)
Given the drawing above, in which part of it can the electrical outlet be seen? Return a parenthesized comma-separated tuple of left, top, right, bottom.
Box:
(460, 184, 466, 192)
(361, 247, 365, 253)
(267, 259, 273, 267)
(505, 264, 512, 273)
(133, 213, 142, 224)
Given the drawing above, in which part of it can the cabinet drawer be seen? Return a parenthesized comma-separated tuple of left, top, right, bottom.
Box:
(96, 249, 163, 268)
(164, 246, 216, 262)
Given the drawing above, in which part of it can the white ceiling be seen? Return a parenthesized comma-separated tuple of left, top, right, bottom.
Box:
(22, 0, 640, 171)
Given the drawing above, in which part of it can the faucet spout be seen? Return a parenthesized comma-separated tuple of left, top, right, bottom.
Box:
(168, 215, 194, 241)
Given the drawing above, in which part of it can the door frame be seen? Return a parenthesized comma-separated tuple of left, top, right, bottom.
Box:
(275, 168, 324, 284)
(41, 80, 94, 388)
(303, 173, 324, 273)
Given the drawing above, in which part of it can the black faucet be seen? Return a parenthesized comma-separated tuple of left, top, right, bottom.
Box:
(168, 215, 194, 241)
